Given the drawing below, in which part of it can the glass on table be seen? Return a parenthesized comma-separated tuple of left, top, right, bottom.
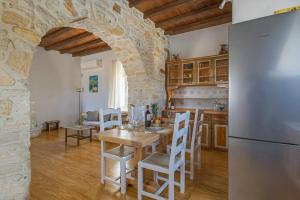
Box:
(129, 105, 145, 128)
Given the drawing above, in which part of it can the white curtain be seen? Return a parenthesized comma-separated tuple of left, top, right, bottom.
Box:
(108, 60, 128, 111)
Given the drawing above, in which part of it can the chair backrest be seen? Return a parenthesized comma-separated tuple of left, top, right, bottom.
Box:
(99, 108, 122, 132)
(169, 111, 190, 168)
(190, 109, 204, 151)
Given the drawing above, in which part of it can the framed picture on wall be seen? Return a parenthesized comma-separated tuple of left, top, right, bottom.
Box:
(89, 75, 98, 93)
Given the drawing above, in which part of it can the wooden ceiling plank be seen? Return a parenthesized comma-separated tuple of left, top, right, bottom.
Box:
(156, 3, 220, 28)
(165, 13, 232, 35)
(129, 0, 144, 8)
(40, 27, 73, 44)
(45, 32, 93, 50)
(60, 39, 105, 54)
(144, 0, 195, 19)
(72, 45, 112, 57)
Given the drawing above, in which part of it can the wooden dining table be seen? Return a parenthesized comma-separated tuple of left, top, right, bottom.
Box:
(99, 124, 173, 188)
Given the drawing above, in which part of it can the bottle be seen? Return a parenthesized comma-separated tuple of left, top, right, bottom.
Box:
(145, 105, 151, 127)
(168, 99, 171, 109)
(170, 101, 175, 110)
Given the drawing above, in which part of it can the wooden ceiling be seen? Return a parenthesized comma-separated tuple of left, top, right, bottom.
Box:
(39, 1, 232, 56)
(39, 27, 111, 57)
(129, 0, 232, 35)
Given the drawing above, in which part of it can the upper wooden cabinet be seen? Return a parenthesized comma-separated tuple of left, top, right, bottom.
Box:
(214, 55, 229, 83)
(197, 59, 213, 85)
(167, 61, 181, 86)
(166, 54, 228, 88)
(182, 61, 196, 85)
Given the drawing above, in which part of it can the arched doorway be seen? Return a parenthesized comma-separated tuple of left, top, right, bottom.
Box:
(0, 1, 167, 198)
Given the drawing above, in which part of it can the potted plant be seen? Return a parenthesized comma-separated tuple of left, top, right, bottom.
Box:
(151, 103, 160, 124)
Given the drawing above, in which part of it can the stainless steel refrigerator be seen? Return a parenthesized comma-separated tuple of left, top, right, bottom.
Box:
(229, 11, 300, 200)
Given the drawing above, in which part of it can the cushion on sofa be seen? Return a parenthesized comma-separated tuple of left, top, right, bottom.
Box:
(86, 111, 99, 121)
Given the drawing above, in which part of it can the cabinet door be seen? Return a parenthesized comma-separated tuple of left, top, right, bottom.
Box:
(214, 56, 229, 83)
(167, 62, 181, 86)
(197, 59, 213, 84)
(214, 124, 228, 149)
(201, 123, 209, 147)
(182, 62, 195, 85)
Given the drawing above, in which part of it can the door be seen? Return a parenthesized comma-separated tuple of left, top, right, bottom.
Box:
(229, 137, 300, 200)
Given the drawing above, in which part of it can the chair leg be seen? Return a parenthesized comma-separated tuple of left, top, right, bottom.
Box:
(120, 160, 126, 194)
(167, 145, 171, 154)
(153, 171, 158, 184)
(151, 143, 157, 153)
(197, 137, 202, 167)
(180, 163, 185, 193)
(100, 141, 106, 184)
(138, 163, 143, 200)
(190, 153, 194, 181)
(169, 171, 175, 200)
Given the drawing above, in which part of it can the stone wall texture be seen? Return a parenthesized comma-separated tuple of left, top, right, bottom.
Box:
(0, 0, 168, 198)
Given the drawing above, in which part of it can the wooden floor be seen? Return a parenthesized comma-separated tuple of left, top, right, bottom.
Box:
(30, 129, 228, 200)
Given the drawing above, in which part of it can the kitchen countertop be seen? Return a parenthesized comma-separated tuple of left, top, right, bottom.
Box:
(163, 108, 228, 115)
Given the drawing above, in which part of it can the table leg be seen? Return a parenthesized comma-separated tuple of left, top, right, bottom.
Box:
(77, 130, 80, 146)
(127, 147, 143, 185)
(48, 123, 50, 133)
(65, 128, 67, 144)
(90, 129, 92, 142)
(57, 122, 60, 133)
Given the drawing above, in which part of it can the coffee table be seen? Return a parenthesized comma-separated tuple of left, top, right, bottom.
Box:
(45, 120, 60, 133)
(65, 125, 94, 146)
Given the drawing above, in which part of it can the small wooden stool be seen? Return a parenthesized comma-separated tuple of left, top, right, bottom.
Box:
(45, 120, 60, 133)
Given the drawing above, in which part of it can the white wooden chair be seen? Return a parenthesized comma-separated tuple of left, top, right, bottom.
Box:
(138, 111, 190, 200)
(167, 109, 203, 180)
(100, 108, 134, 194)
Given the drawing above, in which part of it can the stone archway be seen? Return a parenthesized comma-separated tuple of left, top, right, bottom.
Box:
(0, 0, 168, 198)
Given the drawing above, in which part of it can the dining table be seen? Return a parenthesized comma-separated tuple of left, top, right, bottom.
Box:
(98, 124, 173, 189)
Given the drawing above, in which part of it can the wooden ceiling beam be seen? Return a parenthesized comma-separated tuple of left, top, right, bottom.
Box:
(60, 39, 105, 54)
(129, 0, 144, 8)
(45, 32, 92, 50)
(72, 45, 112, 57)
(165, 13, 232, 35)
(156, 3, 220, 28)
(40, 27, 73, 45)
(144, 0, 195, 19)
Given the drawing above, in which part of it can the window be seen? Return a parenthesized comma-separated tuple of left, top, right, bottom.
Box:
(108, 60, 128, 111)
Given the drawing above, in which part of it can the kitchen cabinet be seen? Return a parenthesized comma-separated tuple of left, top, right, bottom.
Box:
(166, 54, 228, 88)
(214, 124, 228, 149)
(214, 56, 229, 83)
(201, 110, 228, 151)
(197, 59, 213, 84)
(162, 109, 228, 151)
(182, 61, 196, 85)
(201, 123, 209, 147)
(167, 61, 181, 86)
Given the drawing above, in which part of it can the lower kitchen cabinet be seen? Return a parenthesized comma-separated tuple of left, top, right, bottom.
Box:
(201, 123, 209, 147)
(214, 124, 228, 149)
(200, 112, 228, 151)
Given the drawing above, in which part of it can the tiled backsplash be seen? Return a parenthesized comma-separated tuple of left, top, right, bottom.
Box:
(173, 86, 228, 110)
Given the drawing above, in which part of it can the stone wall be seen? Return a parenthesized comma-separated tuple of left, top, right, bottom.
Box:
(0, 0, 168, 198)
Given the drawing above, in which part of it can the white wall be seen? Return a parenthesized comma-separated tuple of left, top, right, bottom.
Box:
(169, 23, 230, 58)
(29, 47, 81, 128)
(233, 0, 300, 23)
(80, 50, 117, 112)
